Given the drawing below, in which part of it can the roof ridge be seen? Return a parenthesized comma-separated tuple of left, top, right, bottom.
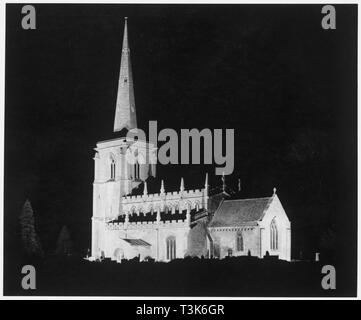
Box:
(223, 197, 271, 202)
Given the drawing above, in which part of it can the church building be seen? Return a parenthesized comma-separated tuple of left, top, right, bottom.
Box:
(90, 18, 291, 262)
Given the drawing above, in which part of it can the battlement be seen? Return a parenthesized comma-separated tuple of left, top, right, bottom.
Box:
(121, 187, 207, 216)
(123, 188, 205, 202)
(106, 218, 188, 230)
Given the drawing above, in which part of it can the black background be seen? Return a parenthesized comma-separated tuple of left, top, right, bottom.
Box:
(4, 4, 357, 294)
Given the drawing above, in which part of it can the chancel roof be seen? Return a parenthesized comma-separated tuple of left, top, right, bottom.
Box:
(208, 197, 274, 228)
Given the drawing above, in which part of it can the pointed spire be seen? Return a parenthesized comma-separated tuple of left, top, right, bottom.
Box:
(122, 17, 129, 53)
(186, 211, 191, 225)
(180, 177, 184, 192)
(221, 172, 226, 192)
(204, 172, 209, 209)
(160, 179, 165, 194)
(156, 208, 161, 223)
(143, 181, 148, 196)
(114, 17, 137, 132)
(125, 212, 129, 227)
(204, 173, 209, 190)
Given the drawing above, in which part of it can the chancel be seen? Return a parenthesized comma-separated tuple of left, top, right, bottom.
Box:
(90, 18, 291, 263)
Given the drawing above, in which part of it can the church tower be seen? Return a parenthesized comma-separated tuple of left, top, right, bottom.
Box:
(91, 18, 156, 258)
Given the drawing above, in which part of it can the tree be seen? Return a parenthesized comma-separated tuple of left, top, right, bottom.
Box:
(19, 199, 44, 257)
(55, 225, 73, 256)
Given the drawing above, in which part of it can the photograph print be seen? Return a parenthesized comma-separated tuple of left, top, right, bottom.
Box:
(3, 3, 358, 297)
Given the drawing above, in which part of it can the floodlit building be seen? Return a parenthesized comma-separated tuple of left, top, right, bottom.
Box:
(90, 18, 291, 262)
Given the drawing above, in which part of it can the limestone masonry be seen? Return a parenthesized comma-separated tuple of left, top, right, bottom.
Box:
(90, 18, 291, 262)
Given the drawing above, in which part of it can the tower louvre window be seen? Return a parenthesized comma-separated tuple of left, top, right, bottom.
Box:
(134, 161, 140, 180)
(110, 159, 116, 180)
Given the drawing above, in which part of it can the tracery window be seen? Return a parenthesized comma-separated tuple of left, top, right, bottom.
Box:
(236, 232, 244, 252)
(166, 236, 176, 260)
(270, 218, 278, 250)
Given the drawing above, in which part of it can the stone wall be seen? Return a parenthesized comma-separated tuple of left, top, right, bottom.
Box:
(103, 219, 190, 262)
(209, 226, 261, 258)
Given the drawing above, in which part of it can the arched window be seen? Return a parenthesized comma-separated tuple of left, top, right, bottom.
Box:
(270, 218, 278, 250)
(166, 236, 176, 260)
(110, 158, 116, 180)
(236, 232, 244, 252)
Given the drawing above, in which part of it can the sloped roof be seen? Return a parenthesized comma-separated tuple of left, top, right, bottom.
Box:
(208, 197, 273, 228)
(121, 239, 151, 247)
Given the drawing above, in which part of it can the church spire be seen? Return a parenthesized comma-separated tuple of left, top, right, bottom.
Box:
(222, 172, 226, 192)
(113, 17, 137, 132)
(204, 173, 209, 191)
(180, 177, 185, 192)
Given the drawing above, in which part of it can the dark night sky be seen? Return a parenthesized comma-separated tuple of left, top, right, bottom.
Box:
(5, 4, 357, 271)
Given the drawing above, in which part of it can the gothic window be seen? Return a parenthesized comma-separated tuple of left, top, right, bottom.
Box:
(166, 236, 176, 260)
(270, 218, 278, 250)
(110, 158, 116, 180)
(236, 232, 244, 252)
